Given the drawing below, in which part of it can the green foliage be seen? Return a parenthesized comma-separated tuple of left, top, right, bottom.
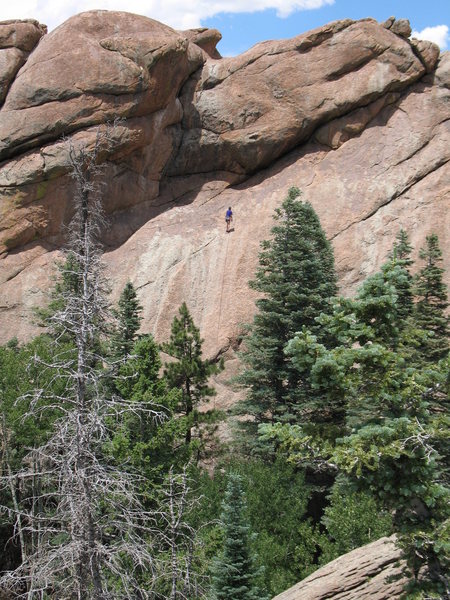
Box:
(414, 234, 449, 362)
(210, 473, 268, 600)
(116, 333, 167, 402)
(110, 334, 188, 482)
(162, 302, 222, 444)
(262, 230, 450, 595)
(111, 281, 142, 359)
(0, 335, 75, 572)
(0, 335, 72, 466)
(390, 228, 414, 323)
(36, 252, 82, 324)
(237, 186, 337, 426)
(318, 487, 392, 565)
(192, 459, 315, 597)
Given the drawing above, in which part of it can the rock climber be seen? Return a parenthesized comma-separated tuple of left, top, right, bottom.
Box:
(225, 206, 233, 232)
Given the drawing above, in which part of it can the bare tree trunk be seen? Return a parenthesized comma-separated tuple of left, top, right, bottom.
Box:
(169, 473, 178, 600)
(158, 466, 205, 600)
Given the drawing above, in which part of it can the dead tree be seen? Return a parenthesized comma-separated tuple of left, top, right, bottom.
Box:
(0, 126, 164, 599)
(155, 466, 206, 600)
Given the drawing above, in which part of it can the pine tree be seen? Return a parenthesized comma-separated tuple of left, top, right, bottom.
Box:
(162, 302, 221, 444)
(112, 281, 143, 359)
(118, 334, 166, 403)
(391, 228, 414, 264)
(114, 334, 187, 477)
(267, 249, 450, 596)
(211, 473, 267, 600)
(414, 234, 449, 362)
(389, 229, 414, 323)
(238, 187, 337, 424)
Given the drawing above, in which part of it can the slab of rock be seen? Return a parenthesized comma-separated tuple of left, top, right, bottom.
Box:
(0, 13, 442, 257)
(0, 11, 448, 366)
(273, 536, 408, 600)
(169, 18, 430, 176)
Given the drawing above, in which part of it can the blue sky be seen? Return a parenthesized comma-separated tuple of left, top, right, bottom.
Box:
(0, 0, 448, 55)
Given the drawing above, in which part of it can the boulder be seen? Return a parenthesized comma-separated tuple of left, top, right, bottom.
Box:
(0, 19, 46, 105)
(388, 18, 412, 39)
(0, 19, 46, 52)
(273, 536, 408, 600)
(410, 38, 441, 73)
(180, 27, 222, 59)
(0, 11, 205, 162)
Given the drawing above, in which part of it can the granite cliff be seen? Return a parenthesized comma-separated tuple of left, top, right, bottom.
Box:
(0, 11, 448, 362)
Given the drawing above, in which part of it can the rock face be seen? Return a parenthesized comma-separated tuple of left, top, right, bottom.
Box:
(0, 11, 448, 363)
(0, 19, 46, 105)
(273, 536, 408, 600)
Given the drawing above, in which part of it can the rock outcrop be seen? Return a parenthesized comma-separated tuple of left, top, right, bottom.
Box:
(0, 11, 448, 362)
(273, 536, 408, 600)
(0, 19, 46, 105)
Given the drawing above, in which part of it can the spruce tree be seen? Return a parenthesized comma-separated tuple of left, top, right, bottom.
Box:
(211, 473, 267, 600)
(391, 228, 414, 264)
(269, 249, 450, 596)
(114, 334, 187, 477)
(238, 187, 337, 424)
(414, 234, 449, 362)
(389, 229, 414, 323)
(112, 281, 142, 359)
(162, 302, 220, 444)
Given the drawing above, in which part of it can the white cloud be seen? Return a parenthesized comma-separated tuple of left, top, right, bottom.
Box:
(411, 24, 449, 50)
(0, 0, 334, 31)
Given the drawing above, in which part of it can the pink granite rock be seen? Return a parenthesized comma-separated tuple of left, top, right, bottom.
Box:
(273, 536, 407, 600)
(0, 12, 447, 370)
(0, 19, 46, 104)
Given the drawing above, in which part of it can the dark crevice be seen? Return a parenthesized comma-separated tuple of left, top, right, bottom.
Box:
(399, 156, 448, 192)
(191, 236, 217, 256)
(4, 265, 26, 282)
(326, 48, 387, 82)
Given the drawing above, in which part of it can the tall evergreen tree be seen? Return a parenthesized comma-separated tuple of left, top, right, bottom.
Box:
(414, 234, 449, 362)
(389, 229, 414, 323)
(238, 187, 337, 424)
(391, 228, 414, 264)
(112, 281, 143, 359)
(211, 473, 267, 600)
(265, 249, 450, 596)
(162, 302, 220, 444)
